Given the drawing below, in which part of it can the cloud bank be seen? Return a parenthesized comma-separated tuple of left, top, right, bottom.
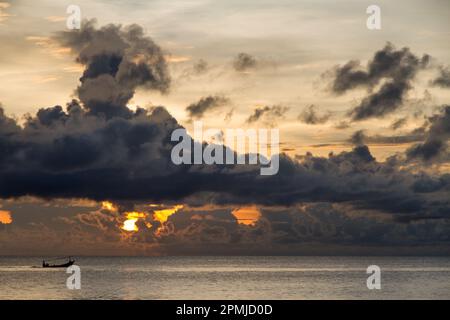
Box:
(0, 22, 449, 255)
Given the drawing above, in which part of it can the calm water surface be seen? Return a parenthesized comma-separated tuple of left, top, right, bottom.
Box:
(0, 256, 449, 299)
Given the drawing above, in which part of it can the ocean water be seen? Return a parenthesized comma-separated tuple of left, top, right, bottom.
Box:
(0, 256, 449, 299)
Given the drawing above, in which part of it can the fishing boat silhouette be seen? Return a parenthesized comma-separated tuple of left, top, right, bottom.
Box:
(42, 256, 75, 268)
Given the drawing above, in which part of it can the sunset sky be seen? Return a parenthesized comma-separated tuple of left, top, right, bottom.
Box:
(0, 0, 449, 255)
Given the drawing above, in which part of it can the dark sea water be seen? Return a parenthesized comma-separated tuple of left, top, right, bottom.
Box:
(0, 256, 449, 299)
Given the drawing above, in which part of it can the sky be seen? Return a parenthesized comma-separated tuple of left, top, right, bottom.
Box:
(0, 0, 449, 255)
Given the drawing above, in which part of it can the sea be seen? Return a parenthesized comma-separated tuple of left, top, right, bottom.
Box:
(0, 256, 449, 299)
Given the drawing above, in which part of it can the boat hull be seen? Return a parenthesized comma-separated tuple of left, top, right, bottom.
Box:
(43, 261, 75, 268)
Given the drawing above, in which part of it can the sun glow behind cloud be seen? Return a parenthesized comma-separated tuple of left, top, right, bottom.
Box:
(100, 201, 148, 232)
(119, 204, 184, 232)
(101, 201, 183, 232)
(0, 210, 12, 224)
(153, 205, 184, 223)
(122, 211, 147, 232)
(101, 201, 117, 211)
(232, 206, 261, 226)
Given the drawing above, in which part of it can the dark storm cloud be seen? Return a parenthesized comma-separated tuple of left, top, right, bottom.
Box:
(406, 105, 450, 162)
(0, 102, 183, 201)
(54, 19, 170, 119)
(298, 105, 330, 125)
(186, 95, 229, 120)
(246, 105, 289, 124)
(2, 96, 449, 219)
(329, 43, 430, 121)
(431, 66, 450, 88)
(233, 53, 258, 72)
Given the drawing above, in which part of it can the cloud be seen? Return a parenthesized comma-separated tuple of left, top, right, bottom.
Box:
(390, 117, 408, 130)
(186, 95, 229, 120)
(349, 80, 410, 120)
(330, 60, 369, 94)
(328, 43, 430, 121)
(224, 108, 234, 122)
(233, 52, 258, 72)
(246, 105, 289, 124)
(2, 95, 448, 221)
(349, 129, 424, 146)
(54, 19, 171, 119)
(406, 105, 450, 162)
(0, 22, 449, 257)
(349, 130, 366, 146)
(175, 59, 210, 84)
(298, 105, 330, 125)
(334, 121, 350, 130)
(431, 66, 450, 88)
(2, 197, 450, 255)
(193, 59, 209, 75)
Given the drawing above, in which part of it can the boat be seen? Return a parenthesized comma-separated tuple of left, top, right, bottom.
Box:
(42, 256, 75, 268)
